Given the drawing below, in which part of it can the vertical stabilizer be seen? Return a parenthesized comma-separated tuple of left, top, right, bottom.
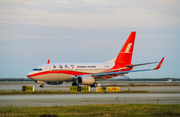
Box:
(115, 31, 136, 65)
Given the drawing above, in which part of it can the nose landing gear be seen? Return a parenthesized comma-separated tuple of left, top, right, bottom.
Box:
(35, 81, 44, 88)
(40, 83, 44, 88)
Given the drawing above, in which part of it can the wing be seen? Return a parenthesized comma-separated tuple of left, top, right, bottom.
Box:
(92, 57, 164, 80)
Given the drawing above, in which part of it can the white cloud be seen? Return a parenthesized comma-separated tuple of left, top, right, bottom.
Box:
(1, 7, 179, 29)
(0, 0, 180, 29)
(1, 0, 38, 5)
(24, 9, 180, 28)
(150, 0, 178, 6)
(83, 0, 108, 4)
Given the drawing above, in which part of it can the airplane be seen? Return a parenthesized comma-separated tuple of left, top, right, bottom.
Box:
(27, 31, 164, 88)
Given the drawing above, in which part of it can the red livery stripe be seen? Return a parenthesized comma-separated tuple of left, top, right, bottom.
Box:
(27, 70, 90, 78)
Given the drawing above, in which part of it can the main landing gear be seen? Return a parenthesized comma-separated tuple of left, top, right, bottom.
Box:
(90, 82, 98, 87)
(72, 77, 79, 86)
(71, 82, 98, 87)
(72, 82, 79, 86)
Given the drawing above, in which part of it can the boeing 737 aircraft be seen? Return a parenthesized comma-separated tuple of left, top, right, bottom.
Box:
(27, 31, 164, 87)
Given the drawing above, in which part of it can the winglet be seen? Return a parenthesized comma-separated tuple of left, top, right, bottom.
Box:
(47, 59, 50, 64)
(154, 57, 164, 70)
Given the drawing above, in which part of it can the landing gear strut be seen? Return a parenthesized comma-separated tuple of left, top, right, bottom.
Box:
(72, 77, 79, 86)
(72, 82, 79, 86)
(35, 81, 44, 88)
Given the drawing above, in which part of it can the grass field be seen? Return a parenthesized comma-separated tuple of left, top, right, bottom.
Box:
(0, 104, 180, 117)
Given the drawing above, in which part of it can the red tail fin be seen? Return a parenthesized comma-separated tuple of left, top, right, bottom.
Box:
(115, 31, 136, 65)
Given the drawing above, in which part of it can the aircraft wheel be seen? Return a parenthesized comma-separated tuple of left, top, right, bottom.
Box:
(91, 82, 98, 87)
(94, 82, 98, 87)
(40, 83, 44, 88)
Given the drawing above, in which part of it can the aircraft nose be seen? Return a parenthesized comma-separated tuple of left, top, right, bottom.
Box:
(27, 71, 33, 78)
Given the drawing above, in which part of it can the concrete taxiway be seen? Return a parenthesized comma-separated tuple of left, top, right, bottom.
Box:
(0, 81, 180, 107)
(0, 93, 180, 107)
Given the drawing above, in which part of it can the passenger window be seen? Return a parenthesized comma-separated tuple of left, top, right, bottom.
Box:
(59, 65, 63, 68)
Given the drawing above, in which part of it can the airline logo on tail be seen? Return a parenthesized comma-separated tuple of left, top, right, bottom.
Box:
(124, 43, 133, 53)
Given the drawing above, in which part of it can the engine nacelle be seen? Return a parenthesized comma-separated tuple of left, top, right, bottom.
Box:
(77, 75, 95, 85)
(46, 81, 63, 85)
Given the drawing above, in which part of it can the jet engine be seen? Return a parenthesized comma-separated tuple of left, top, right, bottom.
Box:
(77, 75, 95, 85)
(46, 81, 63, 85)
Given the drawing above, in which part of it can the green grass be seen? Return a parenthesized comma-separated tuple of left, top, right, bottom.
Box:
(0, 90, 148, 95)
(0, 104, 180, 117)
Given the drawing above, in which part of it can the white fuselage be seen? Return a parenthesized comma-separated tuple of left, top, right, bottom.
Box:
(27, 62, 115, 82)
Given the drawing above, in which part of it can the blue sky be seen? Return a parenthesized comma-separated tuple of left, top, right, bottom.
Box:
(0, 0, 180, 78)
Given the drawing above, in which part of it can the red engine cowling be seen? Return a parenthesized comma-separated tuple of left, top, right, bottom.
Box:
(77, 75, 95, 85)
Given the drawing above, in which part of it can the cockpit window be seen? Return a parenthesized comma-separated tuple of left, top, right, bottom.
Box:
(33, 68, 42, 71)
